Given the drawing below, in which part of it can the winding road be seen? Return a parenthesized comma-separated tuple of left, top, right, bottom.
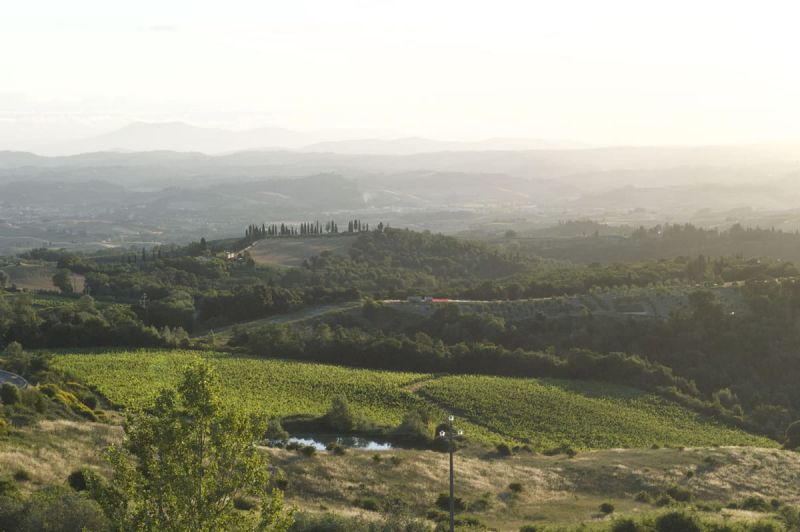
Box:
(0, 369, 29, 388)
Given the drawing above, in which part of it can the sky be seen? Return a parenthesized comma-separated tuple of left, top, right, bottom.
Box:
(2, 0, 800, 146)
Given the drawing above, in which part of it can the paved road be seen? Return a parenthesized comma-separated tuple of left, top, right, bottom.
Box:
(0, 369, 29, 388)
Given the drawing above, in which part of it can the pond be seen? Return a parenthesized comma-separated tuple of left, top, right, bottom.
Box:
(288, 433, 393, 451)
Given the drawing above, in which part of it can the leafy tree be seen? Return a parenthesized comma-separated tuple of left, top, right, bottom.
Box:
(96, 361, 293, 531)
(323, 395, 355, 432)
(52, 269, 73, 294)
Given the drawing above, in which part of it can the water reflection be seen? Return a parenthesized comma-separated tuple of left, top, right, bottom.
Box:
(288, 433, 393, 451)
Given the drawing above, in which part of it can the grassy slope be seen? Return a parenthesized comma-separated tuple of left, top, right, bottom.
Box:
(51, 350, 774, 449)
(1, 261, 85, 292)
(247, 234, 358, 267)
(3, 420, 797, 530)
(420, 375, 773, 449)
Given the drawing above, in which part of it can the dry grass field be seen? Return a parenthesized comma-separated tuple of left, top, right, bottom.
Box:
(247, 235, 359, 267)
(0, 261, 85, 292)
(3, 420, 798, 530)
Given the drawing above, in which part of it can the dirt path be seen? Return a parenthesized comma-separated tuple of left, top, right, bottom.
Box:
(193, 301, 361, 339)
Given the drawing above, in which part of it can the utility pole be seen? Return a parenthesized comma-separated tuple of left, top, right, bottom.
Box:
(439, 414, 463, 532)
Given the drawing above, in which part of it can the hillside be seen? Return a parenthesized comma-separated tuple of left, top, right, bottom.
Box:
(248, 234, 359, 267)
(50, 350, 772, 449)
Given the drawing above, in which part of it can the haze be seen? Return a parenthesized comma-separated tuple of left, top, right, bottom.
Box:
(4, 0, 800, 148)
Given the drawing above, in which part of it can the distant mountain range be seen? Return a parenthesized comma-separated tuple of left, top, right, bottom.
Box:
(2, 121, 588, 156)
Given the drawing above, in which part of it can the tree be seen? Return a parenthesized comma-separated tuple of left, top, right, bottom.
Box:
(0, 270, 9, 289)
(323, 395, 355, 432)
(52, 269, 73, 294)
(96, 361, 293, 531)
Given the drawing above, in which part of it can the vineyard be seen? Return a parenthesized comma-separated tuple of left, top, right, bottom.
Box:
(52, 350, 776, 449)
(418, 375, 774, 449)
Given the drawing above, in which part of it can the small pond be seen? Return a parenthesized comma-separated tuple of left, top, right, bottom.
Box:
(288, 433, 393, 451)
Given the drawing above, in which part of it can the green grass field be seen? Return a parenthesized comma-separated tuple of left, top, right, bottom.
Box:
(51, 350, 776, 449)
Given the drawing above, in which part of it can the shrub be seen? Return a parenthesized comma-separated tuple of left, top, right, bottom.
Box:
(20, 486, 111, 532)
(233, 496, 256, 510)
(599, 502, 615, 514)
(78, 394, 97, 410)
(508, 482, 524, 493)
(634, 491, 652, 503)
(665, 484, 692, 503)
(519, 526, 539, 532)
(371, 454, 382, 463)
(655, 511, 702, 532)
(543, 443, 578, 457)
(0, 476, 17, 497)
(435, 493, 466, 512)
(611, 519, 644, 532)
(12, 470, 30, 482)
(264, 417, 289, 443)
(272, 471, 289, 491)
(0, 383, 21, 405)
(67, 470, 88, 492)
(496, 442, 513, 456)
(785, 420, 800, 450)
(354, 496, 381, 512)
(0, 495, 24, 532)
(299, 445, 317, 457)
(389, 455, 403, 466)
(655, 494, 674, 507)
(739, 496, 770, 512)
(328, 443, 346, 456)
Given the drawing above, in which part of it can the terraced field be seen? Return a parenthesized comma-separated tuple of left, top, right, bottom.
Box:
(51, 350, 776, 449)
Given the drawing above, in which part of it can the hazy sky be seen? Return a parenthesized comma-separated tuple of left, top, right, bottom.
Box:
(2, 0, 800, 145)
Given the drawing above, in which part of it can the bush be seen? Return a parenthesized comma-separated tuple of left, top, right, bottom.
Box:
(655, 494, 674, 507)
(785, 420, 800, 449)
(435, 493, 467, 512)
(519, 527, 539, 532)
(634, 491, 652, 503)
(738, 496, 770, 512)
(496, 442, 513, 456)
(0, 495, 24, 532)
(665, 484, 692, 502)
(67, 470, 88, 492)
(326, 443, 346, 456)
(19, 486, 110, 532)
(299, 445, 317, 457)
(611, 519, 644, 532)
(12, 470, 30, 482)
(265, 417, 289, 443)
(353, 496, 381, 512)
(543, 443, 577, 457)
(233, 496, 256, 510)
(0, 383, 21, 405)
(655, 511, 702, 532)
(508, 482, 524, 493)
(599, 502, 615, 514)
